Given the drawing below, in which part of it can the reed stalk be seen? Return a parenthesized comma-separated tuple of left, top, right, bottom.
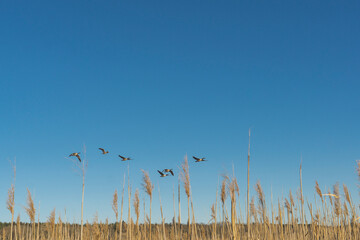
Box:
(113, 190, 119, 240)
(120, 174, 125, 240)
(247, 129, 251, 239)
(180, 155, 191, 240)
(133, 189, 140, 239)
(24, 189, 35, 240)
(141, 170, 154, 240)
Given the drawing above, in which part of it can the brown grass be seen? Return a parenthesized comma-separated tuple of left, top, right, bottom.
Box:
(141, 169, 154, 240)
(2, 150, 360, 240)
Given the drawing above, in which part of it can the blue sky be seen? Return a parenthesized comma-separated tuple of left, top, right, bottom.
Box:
(0, 0, 359, 223)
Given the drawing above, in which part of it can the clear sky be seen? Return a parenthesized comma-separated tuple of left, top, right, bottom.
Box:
(0, 0, 359, 223)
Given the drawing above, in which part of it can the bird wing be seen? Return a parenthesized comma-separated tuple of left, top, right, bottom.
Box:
(69, 153, 74, 157)
(99, 148, 105, 153)
(193, 156, 199, 160)
(76, 155, 81, 162)
(169, 170, 174, 176)
(157, 170, 164, 176)
(118, 155, 125, 159)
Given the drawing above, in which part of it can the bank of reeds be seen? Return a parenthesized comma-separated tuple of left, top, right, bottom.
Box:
(1, 157, 360, 239)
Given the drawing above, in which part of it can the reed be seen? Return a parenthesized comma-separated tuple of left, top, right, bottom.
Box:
(120, 174, 125, 240)
(180, 155, 191, 240)
(3, 148, 360, 239)
(227, 175, 239, 239)
(220, 176, 227, 240)
(158, 186, 167, 240)
(127, 170, 132, 240)
(46, 208, 55, 240)
(7, 159, 16, 240)
(7, 184, 15, 240)
(113, 189, 119, 240)
(141, 169, 154, 240)
(24, 189, 36, 240)
(247, 128, 251, 239)
(133, 189, 140, 239)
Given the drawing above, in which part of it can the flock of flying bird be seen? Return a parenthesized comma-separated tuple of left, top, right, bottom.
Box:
(69, 148, 207, 178)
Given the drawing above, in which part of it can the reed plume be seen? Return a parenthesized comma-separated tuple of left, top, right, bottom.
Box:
(210, 203, 216, 223)
(284, 198, 291, 214)
(24, 188, 36, 240)
(343, 184, 351, 205)
(315, 181, 323, 202)
(133, 189, 140, 234)
(113, 190, 119, 221)
(247, 129, 251, 239)
(16, 214, 21, 240)
(141, 170, 154, 240)
(46, 208, 56, 240)
(343, 184, 356, 222)
(250, 196, 257, 222)
(180, 155, 191, 239)
(255, 181, 266, 223)
(7, 184, 15, 240)
(8, 159, 16, 240)
(221, 177, 227, 207)
(333, 183, 341, 217)
(112, 189, 119, 240)
(227, 176, 239, 239)
(220, 176, 228, 240)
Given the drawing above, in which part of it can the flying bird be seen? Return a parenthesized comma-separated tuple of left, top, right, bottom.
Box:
(99, 148, 109, 154)
(118, 155, 132, 161)
(163, 169, 174, 176)
(193, 156, 206, 162)
(69, 152, 81, 162)
(158, 170, 168, 177)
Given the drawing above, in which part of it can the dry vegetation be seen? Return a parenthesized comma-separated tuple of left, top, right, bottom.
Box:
(1, 156, 360, 240)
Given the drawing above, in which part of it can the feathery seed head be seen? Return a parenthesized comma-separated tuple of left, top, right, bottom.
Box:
(255, 181, 265, 209)
(333, 183, 341, 216)
(112, 189, 119, 219)
(133, 189, 140, 220)
(221, 176, 228, 204)
(7, 184, 15, 214)
(343, 184, 351, 205)
(180, 155, 191, 198)
(141, 170, 154, 197)
(24, 188, 36, 223)
(315, 181, 323, 201)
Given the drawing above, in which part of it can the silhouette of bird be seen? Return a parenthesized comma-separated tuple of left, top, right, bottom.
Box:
(158, 170, 168, 177)
(99, 148, 109, 154)
(163, 169, 174, 176)
(118, 155, 132, 161)
(193, 156, 206, 162)
(69, 152, 81, 162)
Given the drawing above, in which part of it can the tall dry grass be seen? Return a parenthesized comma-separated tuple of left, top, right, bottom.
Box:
(24, 189, 36, 240)
(112, 189, 119, 240)
(7, 184, 15, 240)
(7, 159, 16, 240)
(180, 155, 191, 240)
(1, 151, 360, 240)
(141, 169, 154, 240)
